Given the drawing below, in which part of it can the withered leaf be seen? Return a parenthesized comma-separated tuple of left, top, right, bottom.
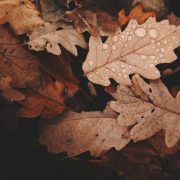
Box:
(149, 131, 180, 156)
(118, 3, 156, 27)
(133, 0, 168, 19)
(167, 13, 180, 26)
(40, 0, 65, 22)
(0, 74, 25, 101)
(0, 28, 40, 89)
(0, 0, 44, 35)
(18, 75, 66, 118)
(83, 17, 180, 86)
(28, 22, 87, 55)
(39, 106, 130, 156)
(110, 74, 180, 148)
(66, 6, 119, 36)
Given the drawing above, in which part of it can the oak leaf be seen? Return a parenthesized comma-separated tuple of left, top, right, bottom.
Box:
(40, 0, 65, 22)
(39, 106, 130, 156)
(28, 22, 87, 55)
(83, 17, 180, 86)
(0, 0, 44, 35)
(18, 75, 66, 118)
(110, 74, 180, 148)
(0, 74, 25, 101)
(118, 4, 156, 27)
(66, 6, 119, 36)
(0, 28, 40, 89)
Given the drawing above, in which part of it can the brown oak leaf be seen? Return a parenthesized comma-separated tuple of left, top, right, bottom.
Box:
(39, 105, 130, 156)
(0, 28, 40, 90)
(110, 74, 180, 148)
(0, 0, 44, 35)
(118, 3, 157, 27)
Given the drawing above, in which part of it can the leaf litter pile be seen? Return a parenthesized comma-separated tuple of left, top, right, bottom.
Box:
(0, 0, 180, 180)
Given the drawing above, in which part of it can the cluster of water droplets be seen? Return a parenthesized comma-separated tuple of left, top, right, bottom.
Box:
(83, 18, 180, 86)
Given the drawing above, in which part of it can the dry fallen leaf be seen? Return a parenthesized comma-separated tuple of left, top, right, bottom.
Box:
(0, 74, 25, 101)
(149, 131, 180, 157)
(110, 74, 180, 148)
(28, 22, 87, 55)
(167, 13, 180, 26)
(83, 17, 180, 86)
(133, 0, 168, 19)
(0, 0, 44, 35)
(40, 0, 66, 22)
(118, 3, 157, 27)
(18, 75, 66, 118)
(0, 28, 40, 89)
(66, 6, 119, 36)
(39, 105, 130, 156)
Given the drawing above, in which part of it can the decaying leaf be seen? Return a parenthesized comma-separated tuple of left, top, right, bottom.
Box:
(65, 6, 119, 36)
(0, 0, 44, 35)
(103, 143, 163, 180)
(18, 75, 66, 118)
(167, 13, 180, 26)
(28, 22, 87, 55)
(40, 0, 66, 22)
(118, 3, 157, 27)
(0, 28, 40, 88)
(0, 74, 25, 101)
(39, 106, 130, 156)
(133, 0, 168, 19)
(83, 17, 180, 86)
(110, 74, 180, 148)
(149, 131, 180, 157)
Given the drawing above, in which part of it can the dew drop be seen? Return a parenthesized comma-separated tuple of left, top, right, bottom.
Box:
(128, 36, 132, 41)
(112, 67, 116, 72)
(132, 24, 136, 29)
(121, 64, 125, 68)
(118, 73, 122, 77)
(127, 32, 130, 35)
(150, 55, 155, 59)
(141, 55, 147, 59)
(164, 40, 167, 44)
(112, 35, 118, 42)
(89, 60, 93, 66)
(102, 44, 109, 50)
(124, 74, 128, 77)
(129, 65, 132, 69)
(148, 24, 152, 28)
(121, 35, 125, 39)
(122, 69, 126, 73)
(161, 48, 165, 52)
(112, 45, 116, 50)
(159, 53, 163, 58)
(144, 65, 147, 68)
(149, 28, 159, 39)
(150, 64, 154, 67)
(135, 27, 147, 38)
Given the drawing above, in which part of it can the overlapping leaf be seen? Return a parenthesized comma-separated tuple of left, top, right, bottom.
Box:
(28, 22, 87, 55)
(0, 0, 44, 35)
(83, 17, 180, 86)
(39, 106, 130, 156)
(110, 74, 180, 148)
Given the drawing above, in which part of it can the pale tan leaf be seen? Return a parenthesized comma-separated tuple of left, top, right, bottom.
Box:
(39, 106, 130, 157)
(110, 74, 180, 148)
(0, 0, 44, 35)
(83, 17, 180, 86)
(28, 22, 87, 55)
